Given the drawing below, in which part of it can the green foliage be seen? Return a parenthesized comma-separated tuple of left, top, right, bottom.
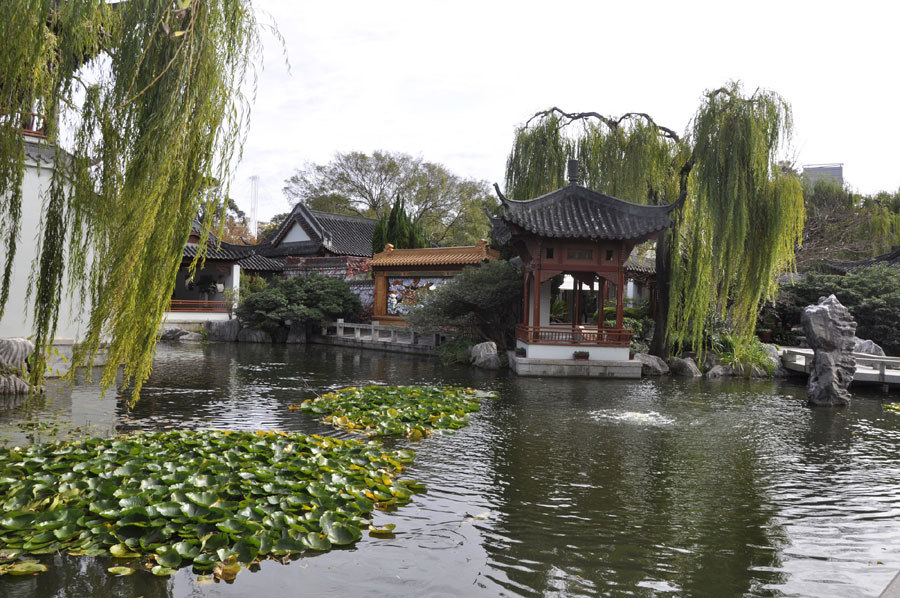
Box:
(777, 264, 900, 354)
(299, 385, 497, 441)
(437, 337, 477, 365)
(0, 1, 263, 401)
(405, 260, 522, 350)
(504, 83, 805, 359)
(235, 274, 361, 333)
(669, 83, 804, 355)
(0, 430, 421, 575)
(716, 334, 776, 377)
(371, 196, 427, 254)
(283, 150, 496, 246)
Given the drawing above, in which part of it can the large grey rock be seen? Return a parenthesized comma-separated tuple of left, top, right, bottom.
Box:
(635, 353, 669, 376)
(854, 337, 885, 356)
(204, 319, 241, 342)
(0, 338, 34, 369)
(160, 327, 189, 341)
(0, 375, 29, 395)
(470, 341, 501, 370)
(706, 364, 734, 378)
(669, 357, 701, 377)
(802, 294, 856, 406)
(179, 332, 203, 341)
(237, 327, 272, 343)
(286, 323, 307, 344)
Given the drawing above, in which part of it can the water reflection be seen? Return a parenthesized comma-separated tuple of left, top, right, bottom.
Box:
(0, 343, 898, 597)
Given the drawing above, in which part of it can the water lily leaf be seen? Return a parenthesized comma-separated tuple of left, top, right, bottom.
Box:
(173, 541, 200, 559)
(200, 532, 229, 552)
(151, 565, 176, 576)
(109, 543, 141, 559)
(186, 492, 217, 507)
(2, 560, 48, 575)
(302, 533, 332, 551)
(216, 519, 246, 535)
(107, 566, 135, 576)
(213, 556, 241, 582)
(155, 546, 182, 568)
(153, 502, 183, 518)
(368, 523, 396, 536)
(191, 552, 217, 571)
(232, 537, 260, 564)
(326, 522, 360, 545)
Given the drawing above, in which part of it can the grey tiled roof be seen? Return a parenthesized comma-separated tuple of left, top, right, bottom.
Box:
(311, 210, 377, 258)
(182, 242, 252, 262)
(238, 254, 285, 272)
(496, 184, 675, 242)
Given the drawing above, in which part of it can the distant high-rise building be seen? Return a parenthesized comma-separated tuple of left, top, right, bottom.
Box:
(802, 163, 843, 186)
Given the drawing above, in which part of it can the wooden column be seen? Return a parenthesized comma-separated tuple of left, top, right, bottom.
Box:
(601, 278, 608, 328)
(616, 268, 625, 329)
(532, 267, 542, 342)
(522, 272, 530, 326)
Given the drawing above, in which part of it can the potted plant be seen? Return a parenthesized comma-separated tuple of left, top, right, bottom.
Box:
(573, 350, 589, 361)
(514, 347, 526, 358)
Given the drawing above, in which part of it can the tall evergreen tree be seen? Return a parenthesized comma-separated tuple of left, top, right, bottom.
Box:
(504, 83, 805, 357)
(372, 196, 428, 254)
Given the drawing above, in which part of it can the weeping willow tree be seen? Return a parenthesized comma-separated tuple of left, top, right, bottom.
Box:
(505, 83, 805, 357)
(0, 1, 262, 400)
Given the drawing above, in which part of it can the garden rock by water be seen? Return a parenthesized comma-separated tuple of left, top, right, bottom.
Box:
(470, 342, 501, 370)
(802, 294, 856, 406)
(706, 364, 734, 378)
(635, 353, 669, 376)
(669, 357, 702, 377)
(237, 328, 272, 343)
(203, 319, 241, 342)
(854, 337, 885, 356)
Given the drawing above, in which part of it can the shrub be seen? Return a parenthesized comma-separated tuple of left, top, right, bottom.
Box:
(236, 274, 362, 334)
(405, 260, 522, 350)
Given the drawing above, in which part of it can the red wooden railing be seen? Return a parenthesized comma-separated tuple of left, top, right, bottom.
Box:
(515, 324, 633, 347)
(1, 112, 47, 138)
(168, 299, 230, 313)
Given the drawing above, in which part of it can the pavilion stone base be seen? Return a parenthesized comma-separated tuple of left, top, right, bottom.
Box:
(509, 345, 640, 379)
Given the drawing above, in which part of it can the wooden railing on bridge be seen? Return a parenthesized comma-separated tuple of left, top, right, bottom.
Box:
(515, 324, 633, 347)
(167, 299, 231, 313)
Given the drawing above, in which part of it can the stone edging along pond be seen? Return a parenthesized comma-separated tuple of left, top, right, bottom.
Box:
(0, 386, 497, 581)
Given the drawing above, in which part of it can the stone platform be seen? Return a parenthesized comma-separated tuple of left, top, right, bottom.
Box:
(509, 353, 641, 378)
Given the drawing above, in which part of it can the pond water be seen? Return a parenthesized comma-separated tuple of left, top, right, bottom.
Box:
(1, 342, 899, 597)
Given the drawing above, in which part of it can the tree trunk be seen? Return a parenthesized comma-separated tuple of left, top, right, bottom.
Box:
(650, 229, 670, 358)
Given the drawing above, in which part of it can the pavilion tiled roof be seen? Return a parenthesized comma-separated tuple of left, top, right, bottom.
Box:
(492, 183, 676, 243)
(372, 241, 499, 267)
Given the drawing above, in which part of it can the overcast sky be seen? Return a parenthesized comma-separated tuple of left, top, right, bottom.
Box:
(231, 0, 900, 225)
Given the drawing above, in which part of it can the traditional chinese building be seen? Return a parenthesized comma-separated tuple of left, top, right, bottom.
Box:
(371, 241, 499, 324)
(491, 160, 676, 375)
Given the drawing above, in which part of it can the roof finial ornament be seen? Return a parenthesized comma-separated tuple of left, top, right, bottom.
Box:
(567, 159, 580, 185)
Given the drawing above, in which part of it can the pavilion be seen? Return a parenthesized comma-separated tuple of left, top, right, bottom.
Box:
(491, 160, 677, 377)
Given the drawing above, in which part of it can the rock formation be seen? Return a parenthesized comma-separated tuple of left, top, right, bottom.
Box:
(470, 342, 501, 370)
(0, 338, 35, 395)
(668, 357, 702, 377)
(802, 295, 856, 406)
(635, 353, 669, 376)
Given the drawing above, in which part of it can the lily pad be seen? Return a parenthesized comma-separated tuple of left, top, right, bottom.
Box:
(107, 566, 135, 576)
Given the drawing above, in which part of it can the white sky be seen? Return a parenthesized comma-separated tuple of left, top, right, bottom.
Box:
(231, 0, 900, 223)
